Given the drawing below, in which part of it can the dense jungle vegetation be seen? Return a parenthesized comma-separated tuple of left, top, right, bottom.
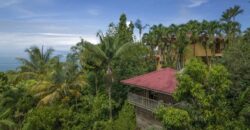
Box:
(0, 5, 250, 130)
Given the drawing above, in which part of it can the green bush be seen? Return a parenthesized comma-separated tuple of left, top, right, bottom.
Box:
(113, 102, 136, 130)
(155, 106, 190, 130)
(22, 106, 72, 130)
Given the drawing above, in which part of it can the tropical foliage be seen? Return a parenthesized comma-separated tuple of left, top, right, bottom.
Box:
(0, 5, 250, 130)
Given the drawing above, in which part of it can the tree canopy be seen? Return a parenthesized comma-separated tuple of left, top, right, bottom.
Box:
(0, 5, 250, 130)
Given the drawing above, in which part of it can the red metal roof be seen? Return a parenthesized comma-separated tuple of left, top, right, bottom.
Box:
(121, 68, 177, 95)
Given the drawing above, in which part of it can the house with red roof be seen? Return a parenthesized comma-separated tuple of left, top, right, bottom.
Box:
(120, 36, 224, 129)
(121, 67, 177, 129)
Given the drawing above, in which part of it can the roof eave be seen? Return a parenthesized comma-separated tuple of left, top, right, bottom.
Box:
(121, 81, 174, 96)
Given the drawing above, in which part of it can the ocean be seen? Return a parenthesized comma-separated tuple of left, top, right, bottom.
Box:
(0, 50, 68, 72)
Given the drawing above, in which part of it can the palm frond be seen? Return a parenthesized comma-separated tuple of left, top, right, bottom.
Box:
(37, 91, 60, 106)
(84, 42, 108, 60)
(114, 42, 134, 58)
(43, 48, 55, 63)
(16, 71, 39, 80)
(16, 58, 36, 72)
(0, 109, 12, 119)
(0, 119, 15, 129)
(31, 81, 52, 94)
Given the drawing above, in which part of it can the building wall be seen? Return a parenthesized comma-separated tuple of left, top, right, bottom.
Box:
(183, 43, 223, 64)
(185, 43, 223, 58)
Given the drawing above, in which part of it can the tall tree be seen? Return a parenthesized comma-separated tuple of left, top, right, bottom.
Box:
(143, 24, 169, 69)
(207, 21, 222, 63)
(134, 19, 149, 41)
(32, 54, 86, 106)
(221, 5, 243, 22)
(174, 58, 233, 129)
(243, 27, 250, 42)
(117, 14, 134, 44)
(83, 35, 134, 120)
(199, 20, 222, 65)
(222, 41, 250, 128)
(17, 46, 58, 80)
(71, 39, 103, 95)
(186, 20, 201, 57)
(162, 24, 178, 67)
(200, 20, 210, 65)
(175, 26, 189, 70)
(220, 5, 243, 45)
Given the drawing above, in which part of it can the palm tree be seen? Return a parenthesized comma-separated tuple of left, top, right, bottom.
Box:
(221, 6, 243, 45)
(200, 20, 210, 65)
(221, 21, 241, 45)
(230, 5, 244, 22)
(161, 24, 178, 67)
(175, 25, 189, 70)
(152, 24, 165, 69)
(134, 19, 149, 41)
(207, 21, 221, 63)
(221, 5, 243, 22)
(71, 39, 102, 95)
(199, 20, 222, 65)
(83, 36, 134, 120)
(144, 24, 168, 69)
(32, 54, 86, 107)
(186, 20, 201, 57)
(243, 28, 250, 42)
(17, 46, 58, 80)
(142, 32, 156, 59)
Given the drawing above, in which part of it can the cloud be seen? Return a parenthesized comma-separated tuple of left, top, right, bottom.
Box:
(160, 4, 204, 26)
(0, 32, 95, 71)
(187, 0, 208, 8)
(0, 32, 98, 58)
(0, 0, 21, 8)
(0, 32, 99, 71)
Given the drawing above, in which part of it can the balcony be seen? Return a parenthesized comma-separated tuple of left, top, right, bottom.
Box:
(128, 92, 169, 112)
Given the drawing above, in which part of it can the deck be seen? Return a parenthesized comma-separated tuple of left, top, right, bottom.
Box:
(128, 92, 169, 112)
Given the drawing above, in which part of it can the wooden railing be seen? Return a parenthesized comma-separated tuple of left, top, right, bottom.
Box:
(128, 92, 168, 112)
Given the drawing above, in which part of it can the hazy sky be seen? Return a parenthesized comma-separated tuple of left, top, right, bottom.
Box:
(0, 0, 250, 71)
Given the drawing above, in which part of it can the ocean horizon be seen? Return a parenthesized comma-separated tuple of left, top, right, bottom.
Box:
(0, 49, 69, 72)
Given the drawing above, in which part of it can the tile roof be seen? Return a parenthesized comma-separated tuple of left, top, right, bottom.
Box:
(121, 68, 177, 95)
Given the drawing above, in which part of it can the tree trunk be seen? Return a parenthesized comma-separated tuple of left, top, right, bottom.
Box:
(95, 72, 98, 95)
(193, 43, 196, 57)
(156, 50, 163, 70)
(180, 53, 184, 70)
(107, 66, 113, 120)
(211, 37, 216, 65)
(176, 54, 181, 70)
(139, 31, 142, 42)
(108, 84, 112, 120)
(204, 45, 210, 66)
